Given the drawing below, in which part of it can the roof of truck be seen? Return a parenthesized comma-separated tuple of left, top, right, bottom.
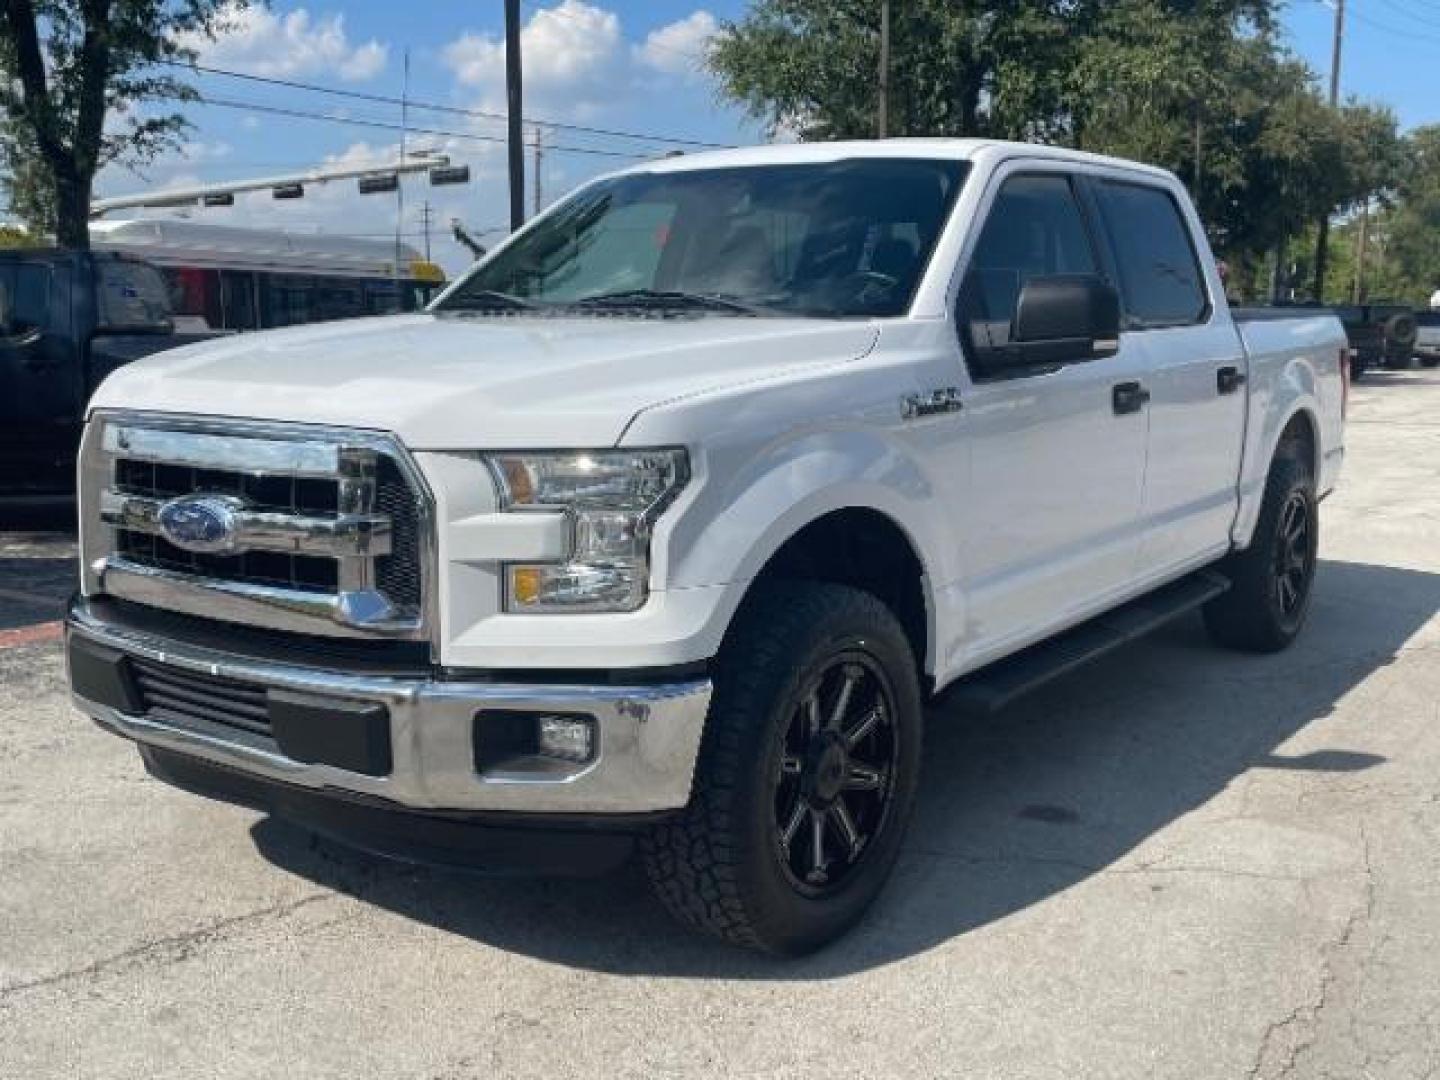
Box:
(625, 138, 1177, 181)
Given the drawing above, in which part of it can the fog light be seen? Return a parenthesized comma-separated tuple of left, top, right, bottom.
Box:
(537, 714, 595, 763)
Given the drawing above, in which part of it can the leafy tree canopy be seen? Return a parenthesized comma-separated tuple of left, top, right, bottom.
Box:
(0, 0, 248, 248)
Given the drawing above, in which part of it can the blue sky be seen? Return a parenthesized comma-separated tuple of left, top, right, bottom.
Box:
(96, 1, 1440, 276)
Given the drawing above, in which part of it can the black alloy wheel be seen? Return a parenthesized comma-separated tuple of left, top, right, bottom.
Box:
(1273, 489, 1316, 621)
(773, 655, 899, 895)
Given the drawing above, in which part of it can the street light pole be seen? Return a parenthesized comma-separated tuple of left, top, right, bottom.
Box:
(505, 0, 525, 231)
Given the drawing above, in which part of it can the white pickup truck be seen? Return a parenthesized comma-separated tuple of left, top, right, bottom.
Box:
(66, 140, 1347, 954)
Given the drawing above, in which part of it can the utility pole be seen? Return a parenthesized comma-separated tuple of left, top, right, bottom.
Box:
(877, 0, 890, 138)
(1313, 0, 1344, 301)
(395, 48, 410, 283)
(418, 201, 434, 262)
(505, 0, 525, 231)
(532, 125, 544, 217)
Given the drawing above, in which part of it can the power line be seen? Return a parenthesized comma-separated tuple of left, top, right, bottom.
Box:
(177, 95, 652, 160)
(1373, 0, 1440, 32)
(1333, 3, 1440, 48)
(167, 60, 733, 151)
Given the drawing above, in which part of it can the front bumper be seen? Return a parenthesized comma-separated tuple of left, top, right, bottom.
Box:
(65, 596, 712, 816)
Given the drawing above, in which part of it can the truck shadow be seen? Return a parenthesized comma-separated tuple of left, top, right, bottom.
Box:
(251, 558, 1436, 978)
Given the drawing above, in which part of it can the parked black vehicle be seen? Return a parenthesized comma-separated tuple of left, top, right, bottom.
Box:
(1332, 303, 1418, 379)
(0, 250, 223, 504)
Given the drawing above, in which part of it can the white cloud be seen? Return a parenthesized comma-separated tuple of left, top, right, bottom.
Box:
(442, 0, 627, 115)
(182, 4, 388, 82)
(637, 11, 718, 77)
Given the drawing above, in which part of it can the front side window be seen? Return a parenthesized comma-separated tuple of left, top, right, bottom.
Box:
(958, 173, 1097, 359)
(1093, 180, 1208, 328)
(439, 159, 969, 320)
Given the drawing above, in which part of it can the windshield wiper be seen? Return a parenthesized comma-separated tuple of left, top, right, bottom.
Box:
(443, 290, 537, 311)
(569, 289, 775, 316)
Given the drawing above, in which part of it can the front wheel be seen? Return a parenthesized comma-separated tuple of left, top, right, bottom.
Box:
(641, 582, 923, 955)
(1204, 451, 1318, 652)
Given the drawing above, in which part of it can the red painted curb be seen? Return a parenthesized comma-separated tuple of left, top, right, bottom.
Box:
(0, 621, 63, 650)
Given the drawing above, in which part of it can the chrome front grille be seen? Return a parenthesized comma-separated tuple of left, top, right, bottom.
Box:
(80, 413, 432, 642)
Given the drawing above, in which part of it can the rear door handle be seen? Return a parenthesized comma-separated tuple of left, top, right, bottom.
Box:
(1217, 365, 1246, 394)
(1112, 381, 1150, 415)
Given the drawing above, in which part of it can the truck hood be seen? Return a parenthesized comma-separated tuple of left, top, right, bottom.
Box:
(89, 313, 878, 449)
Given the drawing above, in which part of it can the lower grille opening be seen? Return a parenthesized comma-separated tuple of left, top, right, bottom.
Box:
(131, 657, 273, 738)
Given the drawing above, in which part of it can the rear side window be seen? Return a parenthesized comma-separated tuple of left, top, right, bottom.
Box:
(959, 173, 1097, 353)
(1093, 181, 1207, 328)
(12, 264, 51, 333)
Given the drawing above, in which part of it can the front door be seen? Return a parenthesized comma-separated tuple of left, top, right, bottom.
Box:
(0, 258, 80, 497)
(947, 168, 1152, 666)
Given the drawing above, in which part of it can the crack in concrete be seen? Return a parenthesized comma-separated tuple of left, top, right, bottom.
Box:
(0, 891, 333, 1006)
(1247, 827, 1377, 1079)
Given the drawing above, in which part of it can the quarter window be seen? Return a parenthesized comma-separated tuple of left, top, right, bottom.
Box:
(1092, 181, 1207, 328)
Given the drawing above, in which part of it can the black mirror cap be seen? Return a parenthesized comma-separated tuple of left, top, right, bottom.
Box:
(1015, 274, 1121, 358)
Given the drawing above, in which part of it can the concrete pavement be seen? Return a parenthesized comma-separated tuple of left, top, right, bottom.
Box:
(2, 371, 1438, 1078)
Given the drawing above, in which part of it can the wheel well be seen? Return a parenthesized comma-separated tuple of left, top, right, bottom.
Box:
(752, 508, 929, 683)
(1278, 410, 1318, 478)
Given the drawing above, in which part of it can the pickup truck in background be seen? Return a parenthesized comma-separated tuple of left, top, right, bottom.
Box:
(65, 141, 1347, 955)
(0, 250, 225, 505)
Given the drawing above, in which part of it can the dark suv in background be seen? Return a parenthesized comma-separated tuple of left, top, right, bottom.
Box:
(1334, 303, 1419, 379)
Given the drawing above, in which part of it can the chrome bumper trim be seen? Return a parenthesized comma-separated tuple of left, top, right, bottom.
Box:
(66, 598, 711, 815)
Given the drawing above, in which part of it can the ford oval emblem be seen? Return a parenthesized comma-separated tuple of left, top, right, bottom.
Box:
(156, 495, 242, 554)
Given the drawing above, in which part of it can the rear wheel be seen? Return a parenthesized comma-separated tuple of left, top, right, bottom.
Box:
(1203, 450, 1318, 653)
(641, 582, 922, 955)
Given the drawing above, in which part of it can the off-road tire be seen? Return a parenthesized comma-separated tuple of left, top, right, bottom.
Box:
(1203, 449, 1318, 653)
(640, 581, 923, 955)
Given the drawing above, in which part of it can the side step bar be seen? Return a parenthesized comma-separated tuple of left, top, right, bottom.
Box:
(936, 569, 1231, 718)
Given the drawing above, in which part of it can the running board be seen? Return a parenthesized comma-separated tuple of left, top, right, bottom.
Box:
(936, 569, 1230, 718)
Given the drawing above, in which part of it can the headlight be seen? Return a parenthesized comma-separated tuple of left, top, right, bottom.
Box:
(485, 449, 689, 612)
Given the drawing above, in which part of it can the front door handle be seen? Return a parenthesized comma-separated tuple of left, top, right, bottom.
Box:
(1217, 365, 1246, 394)
(1112, 381, 1150, 415)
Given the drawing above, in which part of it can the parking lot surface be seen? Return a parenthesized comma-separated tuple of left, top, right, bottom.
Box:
(3, 371, 1439, 1079)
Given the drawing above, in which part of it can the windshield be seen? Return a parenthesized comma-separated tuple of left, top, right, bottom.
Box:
(437, 158, 969, 319)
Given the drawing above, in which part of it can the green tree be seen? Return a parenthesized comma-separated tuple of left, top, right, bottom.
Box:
(0, 223, 38, 247)
(707, 1, 1076, 141)
(0, 0, 247, 248)
(709, 0, 1399, 295)
(1379, 126, 1440, 304)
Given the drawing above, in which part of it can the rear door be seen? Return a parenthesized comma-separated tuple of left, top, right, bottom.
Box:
(0, 257, 82, 495)
(1085, 177, 1247, 580)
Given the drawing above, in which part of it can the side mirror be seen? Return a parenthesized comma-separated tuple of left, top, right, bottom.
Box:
(971, 274, 1121, 375)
